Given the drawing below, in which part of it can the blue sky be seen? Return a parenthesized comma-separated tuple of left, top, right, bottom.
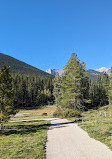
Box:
(0, 0, 112, 71)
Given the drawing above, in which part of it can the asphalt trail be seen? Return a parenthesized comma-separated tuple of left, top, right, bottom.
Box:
(46, 118, 112, 159)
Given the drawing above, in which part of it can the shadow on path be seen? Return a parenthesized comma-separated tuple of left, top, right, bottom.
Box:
(50, 121, 74, 129)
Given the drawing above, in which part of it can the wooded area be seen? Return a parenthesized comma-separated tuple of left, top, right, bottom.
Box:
(12, 73, 54, 108)
(53, 53, 112, 111)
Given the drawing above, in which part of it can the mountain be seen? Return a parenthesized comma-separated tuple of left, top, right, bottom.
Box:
(86, 69, 103, 80)
(0, 53, 53, 76)
(46, 68, 105, 80)
(46, 69, 64, 76)
(96, 67, 111, 75)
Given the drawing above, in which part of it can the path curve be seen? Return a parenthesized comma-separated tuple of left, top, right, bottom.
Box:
(46, 118, 112, 159)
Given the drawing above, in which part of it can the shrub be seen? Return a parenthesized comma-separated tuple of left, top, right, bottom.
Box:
(53, 109, 63, 118)
(63, 109, 81, 118)
(53, 109, 81, 118)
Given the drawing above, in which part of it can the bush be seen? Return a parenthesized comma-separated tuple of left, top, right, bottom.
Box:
(53, 109, 81, 118)
(53, 109, 63, 118)
(63, 109, 81, 118)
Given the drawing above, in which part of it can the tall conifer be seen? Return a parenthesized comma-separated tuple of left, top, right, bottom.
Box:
(61, 53, 89, 110)
(0, 65, 16, 129)
(109, 67, 112, 105)
(53, 73, 62, 106)
(89, 78, 97, 108)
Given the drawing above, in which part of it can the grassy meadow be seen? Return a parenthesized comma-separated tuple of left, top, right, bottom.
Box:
(0, 105, 56, 159)
(10, 105, 56, 122)
(70, 105, 112, 150)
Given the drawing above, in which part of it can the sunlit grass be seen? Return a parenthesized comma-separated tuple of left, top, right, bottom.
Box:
(0, 120, 50, 159)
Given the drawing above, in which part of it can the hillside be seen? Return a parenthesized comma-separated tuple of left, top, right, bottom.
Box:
(0, 53, 53, 76)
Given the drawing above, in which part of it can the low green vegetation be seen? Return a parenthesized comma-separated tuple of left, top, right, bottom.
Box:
(70, 105, 112, 150)
(0, 120, 50, 159)
(53, 108, 81, 118)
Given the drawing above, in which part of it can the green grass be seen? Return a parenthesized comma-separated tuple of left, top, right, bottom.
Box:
(0, 105, 56, 159)
(70, 105, 112, 150)
(0, 120, 50, 159)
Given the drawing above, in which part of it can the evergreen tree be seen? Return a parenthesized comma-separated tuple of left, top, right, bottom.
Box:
(109, 67, 112, 105)
(101, 73, 109, 105)
(0, 65, 16, 129)
(81, 74, 90, 110)
(89, 78, 97, 108)
(61, 53, 89, 110)
(89, 73, 110, 109)
(53, 73, 62, 106)
(96, 76, 103, 106)
(11, 73, 54, 108)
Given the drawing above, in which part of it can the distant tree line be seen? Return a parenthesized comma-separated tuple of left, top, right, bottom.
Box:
(53, 53, 112, 111)
(12, 73, 54, 108)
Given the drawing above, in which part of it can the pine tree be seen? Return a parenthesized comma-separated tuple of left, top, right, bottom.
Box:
(81, 73, 90, 110)
(96, 76, 103, 106)
(89, 78, 97, 108)
(0, 65, 16, 129)
(61, 53, 89, 110)
(109, 67, 112, 105)
(53, 73, 62, 106)
(11, 72, 54, 107)
(101, 73, 109, 105)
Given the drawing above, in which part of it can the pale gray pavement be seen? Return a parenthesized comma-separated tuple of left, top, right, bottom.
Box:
(46, 118, 112, 159)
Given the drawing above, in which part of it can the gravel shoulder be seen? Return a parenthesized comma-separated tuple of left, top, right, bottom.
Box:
(46, 118, 112, 159)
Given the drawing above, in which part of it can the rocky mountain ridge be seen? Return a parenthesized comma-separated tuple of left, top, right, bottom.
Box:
(46, 67, 111, 80)
(96, 67, 111, 75)
(46, 69, 64, 76)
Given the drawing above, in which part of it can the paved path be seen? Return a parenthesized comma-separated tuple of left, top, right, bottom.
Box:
(46, 118, 112, 159)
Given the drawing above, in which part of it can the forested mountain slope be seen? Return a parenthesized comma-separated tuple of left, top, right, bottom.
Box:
(0, 53, 53, 76)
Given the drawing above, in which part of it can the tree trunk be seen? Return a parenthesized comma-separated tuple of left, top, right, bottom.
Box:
(0, 119, 4, 130)
(0, 110, 4, 130)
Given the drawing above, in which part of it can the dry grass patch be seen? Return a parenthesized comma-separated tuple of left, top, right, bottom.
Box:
(10, 105, 56, 121)
(20, 105, 56, 114)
